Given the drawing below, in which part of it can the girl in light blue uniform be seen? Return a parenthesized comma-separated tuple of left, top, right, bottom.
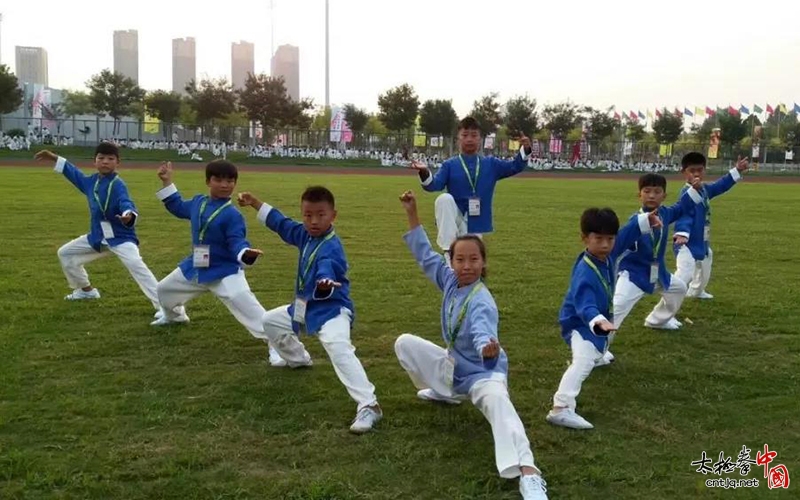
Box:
(394, 191, 547, 500)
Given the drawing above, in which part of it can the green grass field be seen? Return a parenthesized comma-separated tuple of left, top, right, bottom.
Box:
(0, 166, 798, 499)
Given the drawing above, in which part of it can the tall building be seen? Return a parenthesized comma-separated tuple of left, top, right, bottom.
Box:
(113, 30, 139, 82)
(231, 41, 254, 91)
(172, 37, 196, 95)
(271, 44, 299, 102)
(14, 46, 48, 86)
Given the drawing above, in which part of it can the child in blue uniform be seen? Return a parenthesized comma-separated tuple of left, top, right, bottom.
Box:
(394, 190, 547, 500)
(237, 187, 382, 434)
(35, 145, 181, 320)
(671, 153, 749, 299)
(613, 174, 703, 331)
(409, 117, 532, 260)
(152, 160, 284, 365)
(547, 207, 661, 430)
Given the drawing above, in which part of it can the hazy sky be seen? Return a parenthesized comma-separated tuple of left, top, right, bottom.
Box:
(2, 0, 799, 116)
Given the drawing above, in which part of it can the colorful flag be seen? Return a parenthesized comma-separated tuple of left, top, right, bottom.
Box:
(614, 111, 621, 121)
(638, 111, 645, 119)
(684, 108, 693, 117)
(739, 105, 750, 115)
(728, 106, 739, 116)
(695, 106, 705, 117)
(629, 111, 638, 121)
(143, 111, 160, 134)
(655, 109, 662, 118)
(778, 103, 788, 114)
(766, 104, 774, 115)
(753, 104, 764, 114)
(674, 108, 682, 117)
(705, 106, 716, 117)
(794, 103, 800, 114)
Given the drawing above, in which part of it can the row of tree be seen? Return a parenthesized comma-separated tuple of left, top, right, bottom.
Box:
(1, 64, 798, 148)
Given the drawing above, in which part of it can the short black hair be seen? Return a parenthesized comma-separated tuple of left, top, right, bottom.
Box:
(458, 116, 481, 132)
(580, 208, 620, 236)
(95, 142, 120, 159)
(638, 173, 667, 191)
(205, 160, 238, 181)
(681, 152, 706, 170)
(301, 185, 335, 208)
(449, 235, 488, 279)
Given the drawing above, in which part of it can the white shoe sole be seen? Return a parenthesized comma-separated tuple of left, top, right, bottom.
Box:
(417, 389, 462, 405)
(546, 412, 594, 430)
(644, 321, 679, 330)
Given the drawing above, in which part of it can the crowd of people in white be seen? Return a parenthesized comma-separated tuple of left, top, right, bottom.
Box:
(1, 131, 686, 172)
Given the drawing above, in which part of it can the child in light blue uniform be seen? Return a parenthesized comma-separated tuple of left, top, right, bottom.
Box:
(547, 207, 661, 430)
(394, 191, 547, 500)
(409, 117, 532, 258)
(672, 152, 749, 299)
(35, 144, 178, 320)
(238, 186, 382, 434)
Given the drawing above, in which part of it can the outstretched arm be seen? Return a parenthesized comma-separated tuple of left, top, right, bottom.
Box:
(155, 161, 192, 219)
(239, 192, 307, 248)
(492, 135, 532, 179)
(412, 159, 450, 192)
(37, 150, 88, 194)
(400, 190, 452, 291)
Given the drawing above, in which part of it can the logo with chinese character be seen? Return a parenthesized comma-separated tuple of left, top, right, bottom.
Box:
(692, 444, 790, 490)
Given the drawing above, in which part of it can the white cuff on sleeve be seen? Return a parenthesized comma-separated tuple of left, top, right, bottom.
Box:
(519, 145, 530, 160)
(123, 210, 139, 226)
(54, 156, 66, 173)
(236, 248, 254, 266)
(420, 171, 433, 187)
(589, 314, 608, 332)
(729, 167, 742, 182)
(156, 183, 178, 200)
(256, 203, 273, 224)
(674, 231, 690, 239)
(314, 285, 335, 300)
(636, 212, 652, 235)
(687, 187, 703, 204)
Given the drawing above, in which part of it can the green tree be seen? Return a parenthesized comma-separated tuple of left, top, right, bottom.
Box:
(584, 107, 617, 142)
(469, 93, 502, 136)
(418, 99, 458, 137)
(311, 107, 332, 130)
(62, 90, 96, 117)
(543, 102, 582, 139)
(717, 110, 748, 147)
(690, 118, 714, 143)
(503, 95, 539, 137)
(144, 90, 183, 137)
(377, 83, 419, 131)
(652, 109, 683, 144)
(86, 69, 145, 135)
(342, 104, 369, 133)
(238, 74, 312, 139)
(185, 77, 237, 138)
(0, 65, 24, 129)
(364, 114, 388, 136)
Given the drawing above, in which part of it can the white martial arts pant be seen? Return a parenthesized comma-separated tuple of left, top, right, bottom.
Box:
(394, 333, 535, 479)
(675, 245, 713, 297)
(434, 193, 483, 252)
(263, 305, 378, 411)
(157, 268, 268, 341)
(553, 331, 609, 411)
(57, 234, 160, 310)
(613, 270, 687, 329)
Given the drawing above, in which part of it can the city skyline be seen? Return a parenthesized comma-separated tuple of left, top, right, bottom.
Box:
(1, 0, 799, 116)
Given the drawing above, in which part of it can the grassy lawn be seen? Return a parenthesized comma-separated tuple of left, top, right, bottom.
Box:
(0, 166, 798, 499)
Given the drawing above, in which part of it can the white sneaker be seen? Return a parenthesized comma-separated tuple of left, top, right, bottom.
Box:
(349, 406, 382, 434)
(268, 346, 288, 367)
(546, 408, 594, 430)
(594, 351, 615, 367)
(154, 306, 186, 319)
(150, 312, 190, 326)
(154, 309, 164, 319)
(520, 474, 548, 500)
(669, 318, 683, 328)
(697, 291, 714, 299)
(286, 350, 314, 368)
(417, 388, 462, 405)
(644, 319, 680, 330)
(64, 288, 100, 300)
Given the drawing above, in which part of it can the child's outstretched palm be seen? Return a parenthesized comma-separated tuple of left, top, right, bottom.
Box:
(34, 150, 57, 162)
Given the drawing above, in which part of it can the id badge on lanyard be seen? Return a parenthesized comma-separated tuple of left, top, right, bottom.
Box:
(704, 225, 710, 241)
(100, 221, 115, 239)
(293, 297, 307, 324)
(193, 245, 211, 268)
(650, 263, 659, 284)
(468, 197, 481, 216)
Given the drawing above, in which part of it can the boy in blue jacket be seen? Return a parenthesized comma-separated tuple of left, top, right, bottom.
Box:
(238, 186, 382, 434)
(613, 174, 703, 331)
(35, 144, 180, 320)
(409, 117, 531, 261)
(152, 160, 284, 365)
(547, 207, 661, 430)
(672, 152, 749, 299)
